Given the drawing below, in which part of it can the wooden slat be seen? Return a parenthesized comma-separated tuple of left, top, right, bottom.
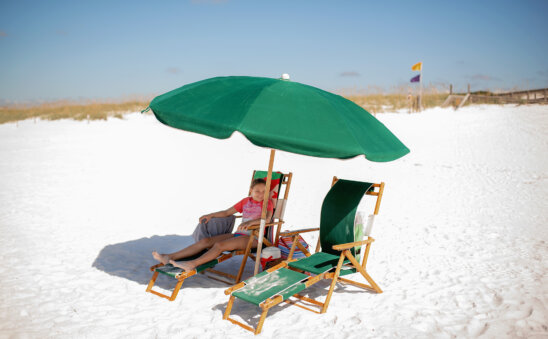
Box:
(332, 238, 374, 251)
(226, 317, 256, 333)
(260, 295, 283, 309)
(343, 250, 382, 293)
(279, 228, 319, 237)
(373, 182, 385, 215)
(147, 289, 174, 300)
(255, 309, 270, 334)
(146, 271, 158, 292)
(283, 297, 322, 314)
(225, 282, 246, 295)
(337, 277, 378, 292)
(296, 240, 312, 257)
(292, 293, 324, 307)
(149, 263, 163, 271)
(205, 268, 237, 280)
(321, 253, 346, 313)
(287, 235, 298, 260)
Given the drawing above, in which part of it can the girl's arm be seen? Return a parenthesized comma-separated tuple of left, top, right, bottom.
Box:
(237, 210, 274, 230)
(199, 207, 237, 224)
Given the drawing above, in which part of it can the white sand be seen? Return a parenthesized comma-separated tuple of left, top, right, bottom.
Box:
(0, 105, 547, 338)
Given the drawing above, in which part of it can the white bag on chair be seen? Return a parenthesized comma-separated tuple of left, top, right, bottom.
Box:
(365, 214, 375, 236)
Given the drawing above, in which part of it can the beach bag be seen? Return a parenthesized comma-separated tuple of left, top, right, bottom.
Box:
(354, 211, 376, 262)
(277, 235, 310, 260)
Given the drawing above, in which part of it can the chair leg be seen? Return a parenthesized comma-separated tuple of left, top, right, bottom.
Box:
(146, 271, 186, 301)
(236, 236, 255, 283)
(170, 279, 185, 301)
(344, 250, 382, 293)
(223, 295, 235, 320)
(255, 308, 270, 335)
(321, 253, 346, 313)
(146, 271, 159, 292)
(224, 295, 265, 334)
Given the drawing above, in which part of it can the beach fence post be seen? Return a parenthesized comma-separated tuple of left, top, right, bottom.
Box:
(449, 84, 453, 95)
(87, 114, 90, 124)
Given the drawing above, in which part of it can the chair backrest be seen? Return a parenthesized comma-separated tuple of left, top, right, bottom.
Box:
(251, 170, 293, 244)
(319, 179, 374, 257)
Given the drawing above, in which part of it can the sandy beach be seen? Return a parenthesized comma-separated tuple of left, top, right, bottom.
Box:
(0, 105, 547, 338)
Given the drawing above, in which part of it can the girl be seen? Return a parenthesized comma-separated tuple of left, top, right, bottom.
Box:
(152, 178, 273, 272)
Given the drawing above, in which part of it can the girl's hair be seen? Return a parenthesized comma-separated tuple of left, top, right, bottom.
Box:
(250, 178, 266, 188)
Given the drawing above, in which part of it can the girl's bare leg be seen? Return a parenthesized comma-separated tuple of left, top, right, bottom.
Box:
(170, 235, 258, 272)
(152, 233, 234, 264)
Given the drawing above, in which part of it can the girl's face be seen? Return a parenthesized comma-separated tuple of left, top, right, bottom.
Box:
(250, 183, 266, 201)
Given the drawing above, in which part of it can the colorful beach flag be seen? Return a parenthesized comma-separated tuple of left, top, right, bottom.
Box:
(410, 75, 420, 83)
(412, 62, 422, 71)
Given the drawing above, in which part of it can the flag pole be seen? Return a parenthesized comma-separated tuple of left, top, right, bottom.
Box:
(419, 63, 423, 111)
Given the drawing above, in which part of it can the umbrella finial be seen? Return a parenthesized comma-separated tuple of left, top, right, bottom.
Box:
(280, 73, 290, 81)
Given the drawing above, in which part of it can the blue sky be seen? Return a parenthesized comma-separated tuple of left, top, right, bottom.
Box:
(1, 0, 547, 102)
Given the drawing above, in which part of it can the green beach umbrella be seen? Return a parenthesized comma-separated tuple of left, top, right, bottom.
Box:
(147, 75, 409, 274)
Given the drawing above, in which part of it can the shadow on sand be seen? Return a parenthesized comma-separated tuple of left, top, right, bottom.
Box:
(92, 234, 251, 290)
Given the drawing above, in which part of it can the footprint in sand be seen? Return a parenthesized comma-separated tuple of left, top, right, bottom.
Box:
(467, 319, 488, 336)
(350, 315, 361, 325)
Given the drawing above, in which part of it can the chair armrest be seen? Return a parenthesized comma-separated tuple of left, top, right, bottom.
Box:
(245, 221, 282, 231)
(332, 238, 375, 251)
(279, 228, 320, 237)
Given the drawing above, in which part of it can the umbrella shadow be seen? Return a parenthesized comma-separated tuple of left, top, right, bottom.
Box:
(92, 234, 250, 290)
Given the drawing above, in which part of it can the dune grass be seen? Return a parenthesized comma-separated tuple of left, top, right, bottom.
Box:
(0, 100, 151, 124)
(0, 88, 455, 124)
(343, 92, 448, 114)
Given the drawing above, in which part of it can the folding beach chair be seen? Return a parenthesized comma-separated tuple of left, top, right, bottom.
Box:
(223, 177, 384, 334)
(146, 170, 293, 301)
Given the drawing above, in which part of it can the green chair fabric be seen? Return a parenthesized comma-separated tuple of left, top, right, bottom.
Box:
(154, 249, 215, 277)
(320, 179, 373, 257)
(156, 259, 219, 278)
(232, 268, 309, 305)
(288, 252, 350, 275)
(288, 252, 357, 277)
(253, 171, 283, 181)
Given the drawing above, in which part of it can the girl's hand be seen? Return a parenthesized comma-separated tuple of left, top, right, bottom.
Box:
(199, 215, 211, 224)
(237, 222, 249, 231)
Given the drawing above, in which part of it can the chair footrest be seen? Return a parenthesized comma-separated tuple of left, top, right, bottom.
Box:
(232, 268, 309, 306)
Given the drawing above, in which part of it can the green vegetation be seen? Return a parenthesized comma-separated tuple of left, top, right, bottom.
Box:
(344, 92, 447, 114)
(0, 87, 494, 124)
(0, 100, 150, 124)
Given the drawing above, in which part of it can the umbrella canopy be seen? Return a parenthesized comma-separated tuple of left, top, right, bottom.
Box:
(148, 75, 409, 275)
(149, 76, 409, 162)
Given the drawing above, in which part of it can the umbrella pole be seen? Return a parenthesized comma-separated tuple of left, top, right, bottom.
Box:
(254, 149, 275, 275)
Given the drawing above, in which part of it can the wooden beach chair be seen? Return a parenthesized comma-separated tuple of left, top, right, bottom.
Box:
(223, 177, 384, 334)
(146, 170, 293, 301)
